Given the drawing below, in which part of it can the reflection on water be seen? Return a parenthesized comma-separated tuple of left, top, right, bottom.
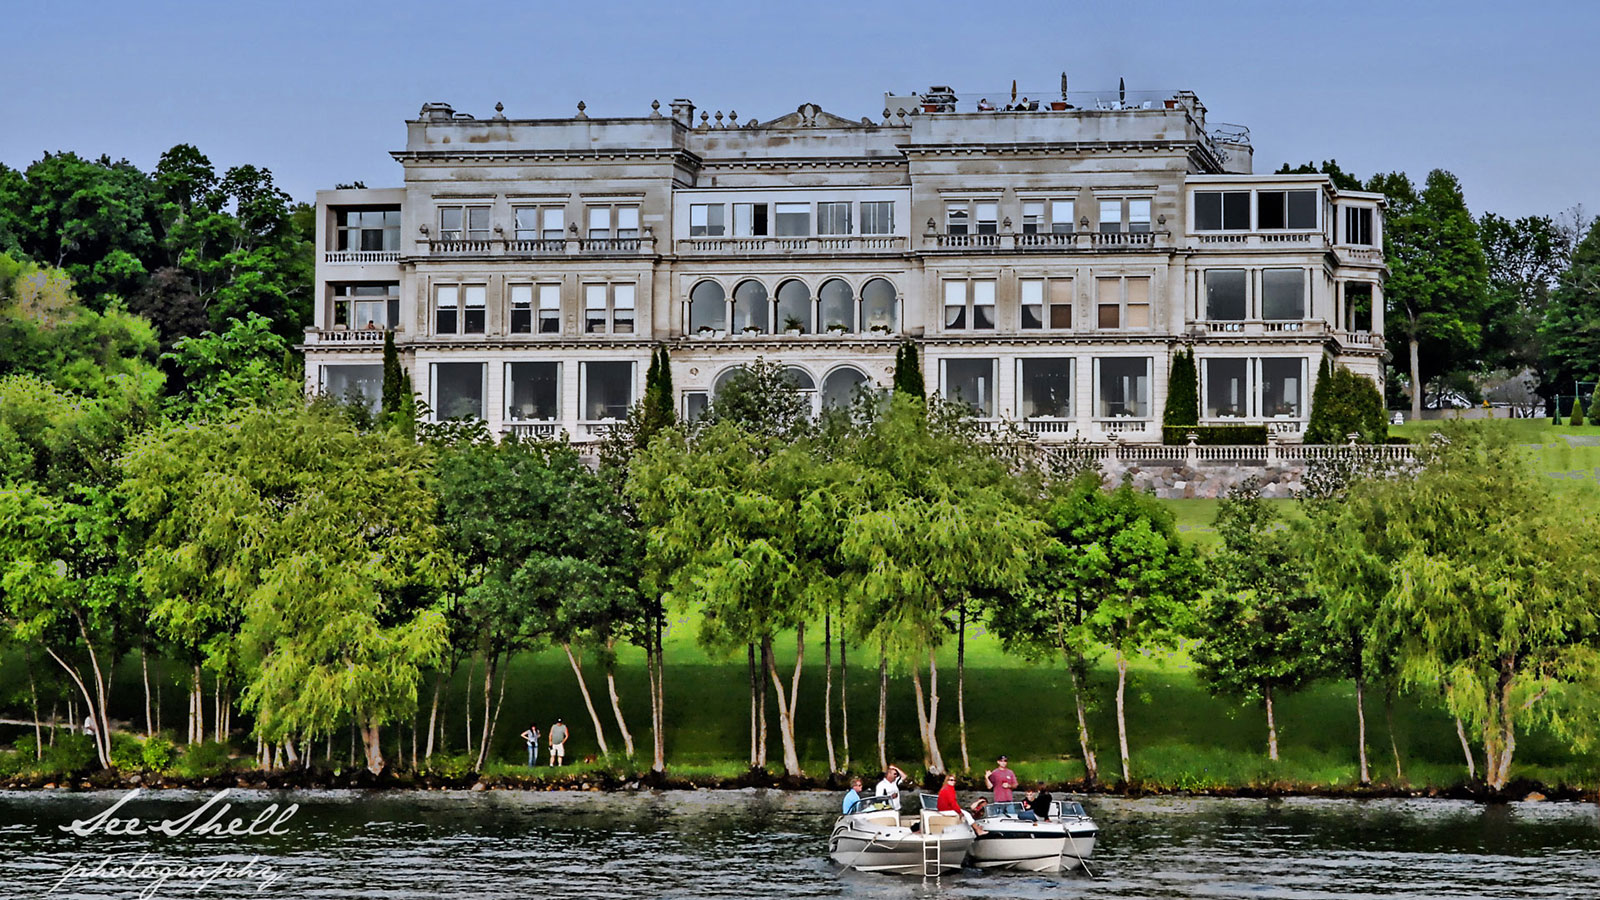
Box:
(2, 789, 1598, 898)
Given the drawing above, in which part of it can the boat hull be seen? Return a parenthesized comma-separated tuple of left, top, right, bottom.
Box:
(969, 826, 1097, 871)
(828, 827, 974, 874)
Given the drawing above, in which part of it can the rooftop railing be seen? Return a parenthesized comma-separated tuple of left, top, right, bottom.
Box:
(323, 250, 401, 263)
(927, 230, 1169, 252)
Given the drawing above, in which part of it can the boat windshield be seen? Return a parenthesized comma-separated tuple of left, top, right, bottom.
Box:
(980, 801, 1028, 819)
(1052, 800, 1088, 818)
(847, 794, 897, 815)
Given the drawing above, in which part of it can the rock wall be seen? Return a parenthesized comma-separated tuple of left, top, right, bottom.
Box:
(1100, 460, 1309, 499)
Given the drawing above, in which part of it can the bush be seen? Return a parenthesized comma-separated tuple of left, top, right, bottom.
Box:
(172, 740, 234, 778)
(1162, 425, 1268, 445)
(0, 749, 27, 778)
(142, 734, 177, 772)
(109, 733, 144, 771)
(1162, 347, 1198, 428)
(1385, 435, 1412, 445)
(421, 753, 477, 779)
(1571, 399, 1586, 427)
(1305, 365, 1386, 443)
(37, 732, 97, 776)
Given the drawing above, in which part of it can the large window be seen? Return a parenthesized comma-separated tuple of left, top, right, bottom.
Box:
(582, 361, 634, 420)
(860, 201, 894, 235)
(514, 206, 564, 241)
(435, 284, 486, 334)
(333, 283, 399, 329)
(1344, 282, 1374, 332)
(587, 205, 640, 239)
(1019, 358, 1073, 418)
(733, 203, 769, 237)
(944, 200, 999, 235)
(942, 358, 997, 417)
(1096, 276, 1151, 329)
(1262, 269, 1305, 320)
(323, 365, 383, 414)
(943, 279, 996, 330)
(689, 281, 726, 333)
(682, 391, 709, 422)
(438, 206, 490, 241)
(539, 284, 561, 334)
(510, 285, 534, 334)
(336, 208, 400, 251)
(1194, 191, 1249, 231)
(817, 202, 851, 235)
(1099, 199, 1123, 233)
(506, 362, 559, 421)
(584, 283, 635, 334)
(820, 279, 855, 332)
(1204, 358, 1248, 418)
(776, 279, 812, 333)
(1344, 207, 1374, 245)
(733, 280, 768, 332)
(774, 203, 810, 237)
(1128, 199, 1152, 233)
(690, 203, 726, 237)
(822, 367, 869, 409)
(1258, 190, 1318, 230)
(1260, 358, 1305, 418)
(1205, 269, 1247, 321)
(1020, 278, 1073, 330)
(946, 203, 969, 235)
(1096, 357, 1151, 418)
(433, 362, 485, 420)
(861, 278, 898, 332)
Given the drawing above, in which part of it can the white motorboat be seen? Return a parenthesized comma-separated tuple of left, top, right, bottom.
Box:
(967, 799, 1099, 872)
(827, 794, 976, 875)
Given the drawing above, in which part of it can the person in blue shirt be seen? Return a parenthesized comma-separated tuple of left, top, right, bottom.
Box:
(842, 776, 864, 814)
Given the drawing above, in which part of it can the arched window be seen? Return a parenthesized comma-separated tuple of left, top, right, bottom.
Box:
(689, 280, 726, 333)
(822, 366, 868, 409)
(861, 278, 898, 333)
(819, 279, 855, 332)
(713, 365, 746, 395)
(776, 279, 812, 333)
(733, 280, 769, 333)
(782, 366, 816, 391)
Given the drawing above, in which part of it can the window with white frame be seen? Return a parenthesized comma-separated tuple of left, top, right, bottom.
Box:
(1021, 199, 1077, 235)
(774, 203, 810, 237)
(1204, 358, 1248, 418)
(1051, 199, 1075, 234)
(733, 202, 769, 236)
(1261, 269, 1306, 320)
(1258, 190, 1318, 230)
(1019, 358, 1073, 418)
(689, 280, 726, 333)
(974, 201, 998, 235)
(1194, 191, 1250, 231)
(1020, 278, 1073, 330)
(1344, 207, 1374, 245)
(1259, 358, 1305, 417)
(682, 391, 709, 422)
(817, 202, 851, 235)
(819, 278, 855, 331)
(509, 284, 534, 334)
(432, 362, 486, 420)
(584, 283, 635, 334)
(1343, 282, 1374, 332)
(582, 361, 634, 420)
(434, 284, 487, 334)
(335, 208, 400, 251)
(690, 203, 726, 237)
(1021, 201, 1045, 234)
(1095, 357, 1151, 418)
(333, 283, 399, 329)
(1095, 276, 1151, 329)
(733, 280, 768, 332)
(587, 204, 640, 239)
(514, 206, 565, 241)
(1204, 269, 1248, 321)
(538, 284, 561, 334)
(944, 199, 999, 235)
(438, 206, 490, 241)
(323, 365, 384, 414)
(945, 203, 969, 235)
(1099, 199, 1123, 233)
(1128, 199, 1152, 233)
(943, 279, 996, 330)
(941, 358, 997, 417)
(506, 362, 559, 421)
(860, 201, 894, 235)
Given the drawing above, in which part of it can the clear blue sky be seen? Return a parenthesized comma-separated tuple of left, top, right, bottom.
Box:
(4, 0, 1596, 220)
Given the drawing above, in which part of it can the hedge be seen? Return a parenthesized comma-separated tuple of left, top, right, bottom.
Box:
(1161, 425, 1269, 445)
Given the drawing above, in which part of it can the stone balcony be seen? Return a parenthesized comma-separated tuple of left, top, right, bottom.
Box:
(674, 235, 908, 255)
(323, 250, 402, 264)
(421, 236, 656, 257)
(924, 230, 1171, 253)
(303, 328, 392, 345)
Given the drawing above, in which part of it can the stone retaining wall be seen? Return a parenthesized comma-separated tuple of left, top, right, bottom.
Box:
(1100, 460, 1310, 499)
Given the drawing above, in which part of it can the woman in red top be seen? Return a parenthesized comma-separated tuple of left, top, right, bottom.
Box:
(936, 775, 960, 812)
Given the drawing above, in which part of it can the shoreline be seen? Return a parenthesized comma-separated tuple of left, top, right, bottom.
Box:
(4, 768, 1589, 804)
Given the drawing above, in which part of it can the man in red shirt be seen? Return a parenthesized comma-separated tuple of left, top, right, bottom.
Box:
(985, 755, 1017, 802)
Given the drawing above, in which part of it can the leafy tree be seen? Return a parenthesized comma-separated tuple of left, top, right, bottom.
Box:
(893, 341, 924, 398)
(1570, 398, 1585, 427)
(162, 313, 296, 418)
(1161, 346, 1198, 430)
(1541, 218, 1600, 401)
(1479, 212, 1571, 409)
(1379, 169, 1490, 417)
(702, 357, 812, 439)
(638, 345, 676, 445)
(1191, 479, 1323, 759)
(1275, 159, 1363, 191)
(11, 152, 158, 306)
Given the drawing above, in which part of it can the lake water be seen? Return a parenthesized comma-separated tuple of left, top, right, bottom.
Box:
(2, 789, 1597, 898)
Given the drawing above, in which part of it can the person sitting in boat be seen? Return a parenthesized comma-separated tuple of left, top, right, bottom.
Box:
(1031, 785, 1054, 821)
(937, 774, 960, 813)
(842, 777, 865, 814)
(1018, 789, 1040, 822)
(875, 765, 904, 810)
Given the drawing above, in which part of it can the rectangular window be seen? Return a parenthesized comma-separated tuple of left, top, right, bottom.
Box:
(683, 391, 709, 423)
(733, 203, 768, 237)
(1096, 357, 1151, 418)
(1262, 269, 1305, 320)
(1049, 278, 1075, 329)
(585, 285, 607, 334)
(690, 203, 725, 237)
(774, 203, 810, 237)
(1096, 276, 1149, 329)
(506, 362, 560, 421)
(817, 202, 851, 235)
(538, 284, 561, 334)
(586, 204, 640, 239)
(613, 284, 635, 334)
(1051, 200, 1075, 234)
(1260, 358, 1304, 417)
(467, 207, 490, 240)
(942, 358, 997, 417)
(1126, 277, 1150, 328)
(437, 206, 490, 241)
(584, 283, 635, 334)
(1097, 301, 1120, 329)
(514, 208, 539, 241)
(583, 360, 634, 420)
(335, 208, 401, 252)
(462, 285, 486, 333)
(433, 362, 485, 420)
(515, 207, 563, 241)
(943, 279, 996, 330)
(1194, 191, 1249, 230)
(323, 364, 384, 414)
(1204, 358, 1248, 418)
(435, 285, 459, 334)
(944, 281, 967, 329)
(438, 207, 462, 240)
(1344, 282, 1374, 332)
(1259, 190, 1318, 230)
(975, 201, 999, 235)
(1020, 279, 1044, 328)
(543, 207, 565, 240)
(1128, 199, 1152, 233)
(1020, 358, 1073, 418)
(860, 201, 894, 235)
(333, 283, 399, 330)
(946, 203, 969, 235)
(1099, 199, 1123, 233)
(973, 280, 995, 329)
(509, 284, 533, 334)
(616, 206, 640, 238)
(1345, 207, 1374, 245)
(1020, 279, 1073, 330)
(587, 206, 610, 238)
(1021, 202, 1044, 235)
(1205, 269, 1248, 320)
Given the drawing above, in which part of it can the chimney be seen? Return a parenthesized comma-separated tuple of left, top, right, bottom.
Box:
(419, 102, 455, 122)
(669, 99, 696, 126)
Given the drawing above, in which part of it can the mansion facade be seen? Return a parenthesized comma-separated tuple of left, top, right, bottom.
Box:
(303, 87, 1386, 442)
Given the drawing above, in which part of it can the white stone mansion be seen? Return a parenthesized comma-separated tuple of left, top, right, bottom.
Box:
(303, 85, 1386, 441)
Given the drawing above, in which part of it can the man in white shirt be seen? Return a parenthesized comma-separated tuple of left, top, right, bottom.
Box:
(875, 765, 904, 810)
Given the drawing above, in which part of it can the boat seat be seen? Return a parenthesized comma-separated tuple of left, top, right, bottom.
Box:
(857, 811, 899, 828)
(923, 812, 960, 834)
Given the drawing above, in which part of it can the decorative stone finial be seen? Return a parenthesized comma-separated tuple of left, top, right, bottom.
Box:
(699, 110, 709, 131)
(883, 108, 891, 124)
(729, 110, 738, 126)
(650, 99, 661, 118)
(576, 100, 587, 119)
(714, 110, 724, 128)
(493, 102, 505, 119)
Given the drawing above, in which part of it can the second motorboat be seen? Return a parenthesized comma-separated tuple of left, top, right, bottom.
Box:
(968, 799, 1099, 872)
(828, 794, 976, 875)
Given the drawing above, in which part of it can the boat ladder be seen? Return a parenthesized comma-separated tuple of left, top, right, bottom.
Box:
(922, 835, 941, 879)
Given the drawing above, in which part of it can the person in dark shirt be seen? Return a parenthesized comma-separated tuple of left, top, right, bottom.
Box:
(1031, 786, 1054, 821)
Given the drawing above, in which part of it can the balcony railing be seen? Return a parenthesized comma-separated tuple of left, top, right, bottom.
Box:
(1193, 232, 1328, 249)
(505, 238, 567, 254)
(1023, 417, 1080, 434)
(504, 422, 564, 440)
(1199, 319, 1326, 336)
(425, 236, 654, 256)
(928, 231, 1169, 252)
(675, 235, 909, 255)
(305, 328, 392, 344)
(1339, 246, 1384, 263)
(323, 250, 401, 263)
(1096, 418, 1152, 434)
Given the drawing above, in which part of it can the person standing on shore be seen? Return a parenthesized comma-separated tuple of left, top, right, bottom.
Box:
(842, 777, 864, 814)
(549, 719, 569, 766)
(985, 755, 1017, 802)
(520, 723, 541, 767)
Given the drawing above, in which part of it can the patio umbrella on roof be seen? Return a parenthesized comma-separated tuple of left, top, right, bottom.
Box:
(1011, 79, 1017, 104)
(1119, 77, 1126, 106)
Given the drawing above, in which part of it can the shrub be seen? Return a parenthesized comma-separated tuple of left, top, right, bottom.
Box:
(1571, 398, 1586, 427)
(173, 740, 234, 778)
(1305, 365, 1386, 443)
(142, 734, 177, 772)
(1385, 435, 1412, 445)
(37, 732, 97, 776)
(1162, 347, 1198, 429)
(109, 733, 144, 771)
(1162, 425, 1268, 445)
(421, 753, 477, 779)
